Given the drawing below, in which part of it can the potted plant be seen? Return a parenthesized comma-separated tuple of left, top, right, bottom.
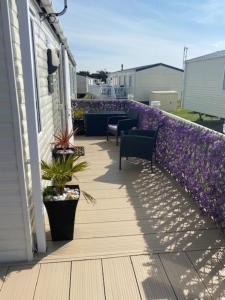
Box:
(72, 107, 86, 135)
(52, 127, 84, 160)
(42, 154, 90, 241)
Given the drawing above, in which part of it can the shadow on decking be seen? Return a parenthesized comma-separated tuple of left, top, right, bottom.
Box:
(91, 139, 225, 299)
(42, 137, 225, 299)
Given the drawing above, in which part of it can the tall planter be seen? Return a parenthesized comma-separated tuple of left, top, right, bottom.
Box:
(44, 185, 80, 241)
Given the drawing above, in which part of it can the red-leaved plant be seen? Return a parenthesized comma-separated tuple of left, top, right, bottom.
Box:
(53, 128, 78, 151)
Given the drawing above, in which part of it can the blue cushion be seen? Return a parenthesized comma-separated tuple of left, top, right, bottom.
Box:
(108, 124, 118, 133)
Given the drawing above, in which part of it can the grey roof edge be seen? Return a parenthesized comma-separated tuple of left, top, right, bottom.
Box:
(109, 63, 183, 74)
(136, 63, 183, 72)
(186, 50, 225, 63)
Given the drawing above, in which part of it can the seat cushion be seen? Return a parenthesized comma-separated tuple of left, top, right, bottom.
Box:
(108, 124, 118, 134)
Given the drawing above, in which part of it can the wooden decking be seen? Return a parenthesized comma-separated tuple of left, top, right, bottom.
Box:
(1, 137, 225, 299)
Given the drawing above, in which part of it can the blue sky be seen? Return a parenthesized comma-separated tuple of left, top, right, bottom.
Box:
(54, 0, 225, 72)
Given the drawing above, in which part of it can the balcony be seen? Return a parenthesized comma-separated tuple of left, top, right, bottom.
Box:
(1, 100, 225, 299)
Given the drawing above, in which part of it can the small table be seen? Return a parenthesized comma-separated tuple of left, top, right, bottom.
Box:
(84, 111, 126, 136)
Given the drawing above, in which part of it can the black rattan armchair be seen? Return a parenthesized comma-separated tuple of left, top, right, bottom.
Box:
(119, 126, 162, 171)
(107, 109, 139, 145)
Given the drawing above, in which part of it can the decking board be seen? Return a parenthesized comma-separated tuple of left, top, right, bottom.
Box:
(160, 252, 211, 299)
(34, 262, 70, 300)
(76, 206, 204, 224)
(102, 257, 141, 300)
(70, 260, 105, 300)
(0, 265, 39, 300)
(74, 218, 215, 239)
(187, 249, 225, 299)
(131, 254, 176, 300)
(45, 229, 225, 261)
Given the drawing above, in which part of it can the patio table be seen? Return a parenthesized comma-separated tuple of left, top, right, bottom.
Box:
(84, 111, 126, 136)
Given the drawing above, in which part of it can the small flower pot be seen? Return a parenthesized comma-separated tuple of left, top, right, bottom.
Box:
(52, 146, 85, 160)
(44, 185, 80, 241)
(52, 147, 75, 161)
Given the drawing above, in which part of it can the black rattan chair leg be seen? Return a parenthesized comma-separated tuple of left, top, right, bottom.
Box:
(119, 156, 122, 170)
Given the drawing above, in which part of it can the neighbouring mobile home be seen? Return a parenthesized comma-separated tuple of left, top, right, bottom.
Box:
(0, 0, 76, 262)
(108, 63, 184, 102)
(183, 50, 225, 118)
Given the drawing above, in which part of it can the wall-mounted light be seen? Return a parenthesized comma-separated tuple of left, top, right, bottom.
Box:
(39, 0, 68, 23)
(47, 48, 60, 94)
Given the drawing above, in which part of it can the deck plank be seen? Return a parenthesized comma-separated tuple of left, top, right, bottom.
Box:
(160, 252, 211, 299)
(34, 262, 70, 300)
(187, 249, 225, 300)
(0, 265, 39, 300)
(131, 254, 176, 300)
(76, 206, 203, 224)
(45, 229, 225, 261)
(70, 260, 105, 300)
(74, 218, 215, 239)
(102, 256, 141, 300)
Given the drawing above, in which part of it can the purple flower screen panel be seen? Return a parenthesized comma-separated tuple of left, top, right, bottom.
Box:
(128, 100, 225, 228)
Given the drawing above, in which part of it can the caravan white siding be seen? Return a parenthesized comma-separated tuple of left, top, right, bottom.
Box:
(109, 65, 183, 102)
(183, 57, 225, 118)
(135, 65, 183, 102)
(77, 75, 88, 94)
(0, 0, 33, 262)
(108, 70, 136, 99)
(0, 0, 76, 263)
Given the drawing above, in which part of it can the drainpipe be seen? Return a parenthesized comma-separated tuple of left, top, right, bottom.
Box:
(17, 0, 46, 253)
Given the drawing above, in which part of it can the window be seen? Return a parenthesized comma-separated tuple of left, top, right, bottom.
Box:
(30, 19, 41, 132)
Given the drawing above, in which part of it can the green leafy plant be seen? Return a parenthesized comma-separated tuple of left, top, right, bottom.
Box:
(41, 154, 87, 195)
(43, 186, 57, 199)
(53, 128, 78, 151)
(72, 108, 86, 120)
(41, 154, 95, 203)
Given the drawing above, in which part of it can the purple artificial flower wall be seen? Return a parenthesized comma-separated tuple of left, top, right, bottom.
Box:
(72, 99, 225, 228)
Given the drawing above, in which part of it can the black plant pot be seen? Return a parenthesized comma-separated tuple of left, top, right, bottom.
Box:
(44, 185, 80, 241)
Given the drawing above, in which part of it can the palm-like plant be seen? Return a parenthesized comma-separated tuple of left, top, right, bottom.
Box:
(41, 154, 87, 195)
(53, 128, 78, 151)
